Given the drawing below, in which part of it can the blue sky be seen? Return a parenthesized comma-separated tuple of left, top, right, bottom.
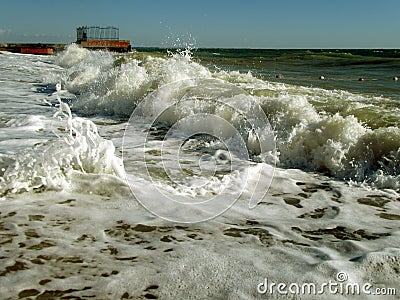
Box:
(0, 0, 399, 48)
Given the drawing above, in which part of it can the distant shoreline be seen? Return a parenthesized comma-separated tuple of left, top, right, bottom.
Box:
(1, 43, 399, 59)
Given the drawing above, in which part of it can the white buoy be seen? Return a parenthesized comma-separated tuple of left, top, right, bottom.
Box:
(319, 75, 325, 80)
(393, 77, 399, 81)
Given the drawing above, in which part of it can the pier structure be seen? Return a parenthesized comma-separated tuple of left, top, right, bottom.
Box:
(76, 26, 131, 52)
(0, 25, 131, 55)
(0, 43, 66, 55)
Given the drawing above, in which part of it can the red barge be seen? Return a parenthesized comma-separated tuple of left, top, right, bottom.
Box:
(21, 46, 53, 55)
(0, 43, 61, 55)
(0, 26, 131, 54)
(76, 26, 131, 52)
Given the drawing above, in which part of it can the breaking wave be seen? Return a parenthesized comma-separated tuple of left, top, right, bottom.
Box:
(57, 44, 400, 190)
(2, 44, 399, 194)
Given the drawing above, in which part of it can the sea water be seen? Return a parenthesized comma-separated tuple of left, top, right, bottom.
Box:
(0, 46, 399, 299)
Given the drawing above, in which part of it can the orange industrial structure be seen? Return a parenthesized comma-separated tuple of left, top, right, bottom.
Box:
(76, 26, 131, 52)
(0, 26, 131, 54)
(0, 43, 60, 55)
(21, 47, 53, 55)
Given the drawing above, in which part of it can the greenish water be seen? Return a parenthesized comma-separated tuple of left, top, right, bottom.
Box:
(137, 48, 400, 101)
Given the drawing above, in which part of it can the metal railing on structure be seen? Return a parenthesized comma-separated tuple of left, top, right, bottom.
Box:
(76, 26, 119, 42)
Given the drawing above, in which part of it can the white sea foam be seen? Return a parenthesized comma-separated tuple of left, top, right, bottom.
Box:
(0, 87, 124, 195)
(2, 45, 399, 193)
(59, 45, 212, 116)
(50, 44, 400, 190)
(56, 43, 90, 67)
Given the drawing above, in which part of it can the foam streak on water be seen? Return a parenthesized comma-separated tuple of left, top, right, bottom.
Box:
(0, 46, 399, 299)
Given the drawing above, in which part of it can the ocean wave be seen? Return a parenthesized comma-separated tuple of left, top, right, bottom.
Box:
(260, 94, 400, 189)
(51, 45, 400, 191)
(57, 44, 211, 116)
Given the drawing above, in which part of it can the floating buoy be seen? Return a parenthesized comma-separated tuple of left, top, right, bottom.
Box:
(358, 77, 365, 82)
(319, 75, 325, 80)
(276, 74, 282, 79)
(393, 76, 399, 81)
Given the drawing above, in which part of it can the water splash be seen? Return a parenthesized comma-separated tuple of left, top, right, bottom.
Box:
(0, 84, 124, 196)
(50, 45, 400, 191)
